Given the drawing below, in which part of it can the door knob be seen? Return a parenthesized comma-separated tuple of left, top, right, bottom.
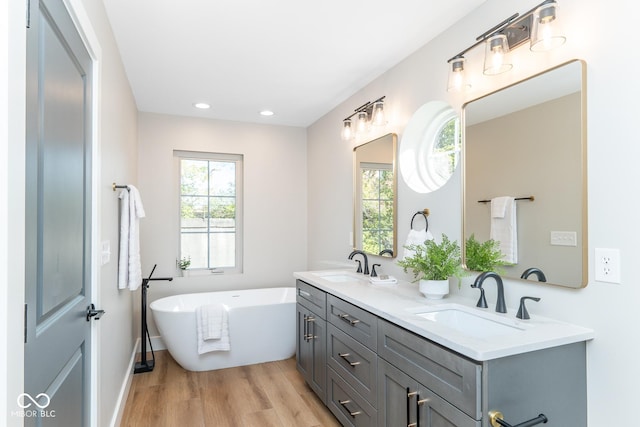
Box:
(86, 304, 105, 321)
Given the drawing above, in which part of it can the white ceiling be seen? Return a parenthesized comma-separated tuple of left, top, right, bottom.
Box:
(103, 0, 486, 127)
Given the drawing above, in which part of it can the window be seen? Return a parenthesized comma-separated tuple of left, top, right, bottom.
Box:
(176, 151, 243, 273)
(360, 162, 394, 255)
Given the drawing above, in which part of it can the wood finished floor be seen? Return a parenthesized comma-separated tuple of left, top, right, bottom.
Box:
(121, 351, 340, 427)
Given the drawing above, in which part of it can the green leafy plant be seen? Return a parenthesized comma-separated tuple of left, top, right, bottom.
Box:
(397, 234, 464, 284)
(465, 234, 507, 274)
(178, 256, 191, 270)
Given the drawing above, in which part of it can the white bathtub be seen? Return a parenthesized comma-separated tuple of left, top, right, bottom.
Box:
(150, 287, 296, 371)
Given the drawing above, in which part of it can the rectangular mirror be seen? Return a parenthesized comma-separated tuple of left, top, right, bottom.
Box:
(353, 133, 398, 258)
(463, 60, 587, 288)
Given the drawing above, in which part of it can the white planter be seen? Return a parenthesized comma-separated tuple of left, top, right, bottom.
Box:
(419, 279, 449, 299)
(181, 269, 190, 277)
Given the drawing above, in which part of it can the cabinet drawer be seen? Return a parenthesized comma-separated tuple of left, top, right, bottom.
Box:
(327, 295, 377, 350)
(327, 367, 377, 427)
(296, 280, 326, 318)
(327, 324, 377, 405)
(377, 319, 482, 419)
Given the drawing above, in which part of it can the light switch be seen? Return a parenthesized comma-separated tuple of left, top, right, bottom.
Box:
(550, 231, 577, 247)
(101, 240, 111, 265)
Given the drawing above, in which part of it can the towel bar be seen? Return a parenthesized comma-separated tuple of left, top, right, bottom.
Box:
(478, 196, 534, 203)
(410, 209, 430, 230)
(112, 182, 129, 191)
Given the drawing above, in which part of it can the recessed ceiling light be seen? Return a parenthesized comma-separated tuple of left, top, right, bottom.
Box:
(260, 110, 274, 116)
(193, 102, 211, 109)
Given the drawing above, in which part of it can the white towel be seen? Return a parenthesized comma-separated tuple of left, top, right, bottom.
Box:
(402, 228, 434, 260)
(490, 196, 517, 264)
(117, 185, 146, 291)
(196, 304, 230, 354)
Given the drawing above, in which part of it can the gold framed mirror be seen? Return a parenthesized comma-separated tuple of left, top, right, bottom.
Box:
(353, 133, 398, 258)
(463, 60, 587, 288)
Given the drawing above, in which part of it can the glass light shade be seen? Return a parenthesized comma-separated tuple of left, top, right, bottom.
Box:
(447, 57, 470, 92)
(483, 34, 512, 75)
(371, 101, 386, 126)
(356, 110, 369, 134)
(341, 119, 353, 141)
(530, 3, 566, 51)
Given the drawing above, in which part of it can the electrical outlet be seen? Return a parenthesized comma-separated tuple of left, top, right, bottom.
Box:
(595, 248, 621, 284)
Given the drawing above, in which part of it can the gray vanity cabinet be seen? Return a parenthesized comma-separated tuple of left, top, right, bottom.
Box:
(378, 359, 480, 427)
(295, 279, 588, 427)
(296, 280, 327, 403)
(325, 294, 379, 425)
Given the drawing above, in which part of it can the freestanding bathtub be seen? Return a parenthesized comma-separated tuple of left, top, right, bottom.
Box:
(150, 287, 296, 371)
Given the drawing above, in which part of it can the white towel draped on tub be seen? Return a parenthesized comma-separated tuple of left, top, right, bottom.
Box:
(490, 196, 518, 264)
(196, 304, 230, 354)
(118, 185, 146, 291)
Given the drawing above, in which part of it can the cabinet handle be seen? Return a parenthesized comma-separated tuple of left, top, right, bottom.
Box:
(303, 315, 316, 341)
(303, 314, 308, 341)
(338, 352, 361, 366)
(338, 399, 362, 417)
(338, 313, 361, 325)
(406, 388, 417, 427)
(299, 289, 311, 298)
(415, 394, 429, 427)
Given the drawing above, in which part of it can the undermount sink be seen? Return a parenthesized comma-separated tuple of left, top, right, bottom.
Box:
(409, 305, 528, 339)
(311, 271, 361, 283)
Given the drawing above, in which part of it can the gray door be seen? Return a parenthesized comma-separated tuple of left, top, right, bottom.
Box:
(25, 0, 94, 425)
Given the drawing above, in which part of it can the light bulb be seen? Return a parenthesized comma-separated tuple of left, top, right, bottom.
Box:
(341, 119, 353, 141)
(371, 101, 386, 126)
(530, 2, 566, 52)
(447, 57, 470, 92)
(483, 34, 512, 75)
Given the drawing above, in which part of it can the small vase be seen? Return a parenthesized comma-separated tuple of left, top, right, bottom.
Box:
(181, 269, 190, 277)
(419, 279, 449, 299)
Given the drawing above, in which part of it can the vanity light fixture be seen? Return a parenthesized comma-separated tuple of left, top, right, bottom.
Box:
(447, 57, 470, 92)
(446, 0, 565, 91)
(341, 96, 386, 141)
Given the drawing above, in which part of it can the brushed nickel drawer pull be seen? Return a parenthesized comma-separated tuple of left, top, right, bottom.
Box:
(338, 352, 361, 366)
(306, 316, 315, 323)
(417, 398, 429, 405)
(338, 399, 362, 417)
(408, 423, 417, 427)
(299, 290, 311, 298)
(407, 391, 418, 397)
(338, 313, 361, 325)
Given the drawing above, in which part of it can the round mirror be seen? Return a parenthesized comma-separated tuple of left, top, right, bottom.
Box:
(399, 101, 460, 193)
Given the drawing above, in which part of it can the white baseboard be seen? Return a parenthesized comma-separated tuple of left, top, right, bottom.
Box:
(109, 339, 139, 427)
(107, 335, 167, 427)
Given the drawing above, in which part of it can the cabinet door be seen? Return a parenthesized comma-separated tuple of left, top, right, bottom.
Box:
(296, 304, 326, 402)
(379, 359, 480, 427)
(378, 358, 420, 427)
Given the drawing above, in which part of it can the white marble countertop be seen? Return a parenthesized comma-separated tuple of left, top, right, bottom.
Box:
(293, 270, 594, 361)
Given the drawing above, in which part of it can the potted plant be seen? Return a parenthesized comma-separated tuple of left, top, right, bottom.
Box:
(397, 234, 464, 299)
(465, 234, 507, 274)
(178, 256, 191, 276)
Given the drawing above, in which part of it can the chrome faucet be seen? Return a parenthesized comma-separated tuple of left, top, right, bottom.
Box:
(520, 267, 547, 282)
(348, 250, 370, 275)
(471, 271, 507, 313)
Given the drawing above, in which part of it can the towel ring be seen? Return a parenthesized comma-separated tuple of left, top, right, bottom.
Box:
(410, 209, 430, 231)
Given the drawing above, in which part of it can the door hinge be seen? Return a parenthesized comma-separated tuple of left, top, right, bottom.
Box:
(26, 0, 31, 28)
(24, 304, 28, 343)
